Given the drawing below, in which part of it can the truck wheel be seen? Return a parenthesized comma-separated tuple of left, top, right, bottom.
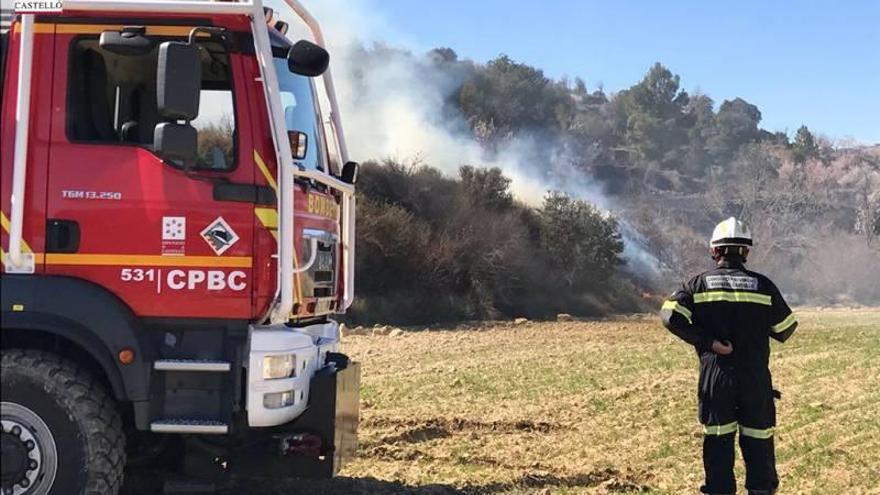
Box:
(1, 350, 125, 495)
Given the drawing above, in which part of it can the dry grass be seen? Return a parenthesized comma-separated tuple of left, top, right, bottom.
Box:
(130, 309, 880, 494)
(323, 309, 880, 494)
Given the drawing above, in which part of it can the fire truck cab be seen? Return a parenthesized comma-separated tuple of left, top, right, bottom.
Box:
(0, 1, 358, 493)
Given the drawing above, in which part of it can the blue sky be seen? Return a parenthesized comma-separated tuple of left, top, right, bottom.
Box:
(343, 0, 880, 144)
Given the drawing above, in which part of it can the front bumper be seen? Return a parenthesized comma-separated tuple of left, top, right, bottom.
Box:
(289, 359, 360, 476)
(230, 359, 360, 478)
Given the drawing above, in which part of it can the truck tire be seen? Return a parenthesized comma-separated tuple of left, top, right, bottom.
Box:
(1, 349, 126, 495)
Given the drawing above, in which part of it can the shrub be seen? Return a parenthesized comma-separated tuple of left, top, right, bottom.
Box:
(348, 161, 635, 325)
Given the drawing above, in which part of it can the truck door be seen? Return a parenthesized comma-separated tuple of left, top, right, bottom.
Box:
(45, 23, 257, 319)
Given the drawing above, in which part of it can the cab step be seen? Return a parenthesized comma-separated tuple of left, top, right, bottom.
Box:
(154, 359, 231, 372)
(150, 419, 229, 434)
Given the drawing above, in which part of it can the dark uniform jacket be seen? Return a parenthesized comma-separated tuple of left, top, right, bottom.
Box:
(660, 260, 797, 367)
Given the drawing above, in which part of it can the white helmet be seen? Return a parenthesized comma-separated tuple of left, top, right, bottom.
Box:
(710, 217, 753, 248)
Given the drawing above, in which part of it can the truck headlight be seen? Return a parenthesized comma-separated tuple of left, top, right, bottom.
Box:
(263, 354, 296, 379)
(263, 390, 296, 409)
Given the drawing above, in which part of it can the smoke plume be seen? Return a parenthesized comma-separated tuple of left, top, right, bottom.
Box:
(274, 0, 661, 275)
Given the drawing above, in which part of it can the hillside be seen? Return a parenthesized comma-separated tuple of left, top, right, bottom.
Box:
(335, 46, 880, 323)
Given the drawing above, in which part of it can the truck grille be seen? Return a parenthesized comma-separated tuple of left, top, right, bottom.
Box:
(302, 232, 337, 300)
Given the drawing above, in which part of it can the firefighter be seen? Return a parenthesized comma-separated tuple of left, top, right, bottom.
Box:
(660, 217, 797, 495)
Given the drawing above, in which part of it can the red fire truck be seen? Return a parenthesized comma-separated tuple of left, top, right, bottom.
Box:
(0, 0, 359, 492)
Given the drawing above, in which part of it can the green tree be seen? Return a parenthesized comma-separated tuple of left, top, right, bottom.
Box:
(627, 63, 683, 113)
(427, 47, 458, 63)
(618, 63, 689, 163)
(538, 192, 624, 287)
(707, 97, 762, 164)
(681, 93, 716, 176)
(458, 55, 566, 141)
(792, 125, 819, 164)
(459, 166, 513, 209)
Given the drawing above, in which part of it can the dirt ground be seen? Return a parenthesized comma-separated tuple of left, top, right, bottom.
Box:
(125, 309, 880, 494)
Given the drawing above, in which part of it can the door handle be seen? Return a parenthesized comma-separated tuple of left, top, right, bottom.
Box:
(46, 219, 81, 253)
(213, 182, 276, 206)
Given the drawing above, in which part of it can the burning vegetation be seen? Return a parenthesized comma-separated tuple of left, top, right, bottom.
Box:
(335, 43, 880, 323)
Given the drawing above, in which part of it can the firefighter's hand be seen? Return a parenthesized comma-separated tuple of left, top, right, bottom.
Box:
(711, 339, 734, 355)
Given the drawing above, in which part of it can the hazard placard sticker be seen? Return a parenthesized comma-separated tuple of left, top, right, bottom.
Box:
(200, 217, 239, 256)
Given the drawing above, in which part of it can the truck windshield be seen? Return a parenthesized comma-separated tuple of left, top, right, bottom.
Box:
(274, 58, 326, 172)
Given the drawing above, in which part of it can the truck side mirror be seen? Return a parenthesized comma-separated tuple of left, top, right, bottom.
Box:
(156, 41, 201, 120)
(154, 123, 198, 163)
(155, 40, 201, 164)
(273, 21, 289, 35)
(288, 131, 308, 160)
(341, 161, 359, 185)
(287, 40, 329, 77)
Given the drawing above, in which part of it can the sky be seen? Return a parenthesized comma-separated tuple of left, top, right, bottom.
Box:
(308, 0, 880, 145)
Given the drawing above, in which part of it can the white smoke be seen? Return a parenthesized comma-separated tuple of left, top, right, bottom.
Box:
(272, 0, 661, 276)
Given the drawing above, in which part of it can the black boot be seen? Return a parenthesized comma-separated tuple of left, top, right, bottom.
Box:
(748, 490, 775, 495)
